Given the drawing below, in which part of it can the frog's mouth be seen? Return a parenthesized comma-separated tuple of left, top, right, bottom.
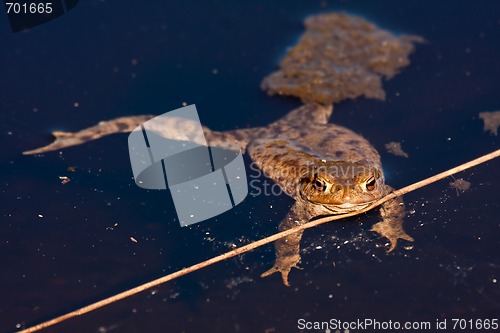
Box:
(322, 201, 373, 214)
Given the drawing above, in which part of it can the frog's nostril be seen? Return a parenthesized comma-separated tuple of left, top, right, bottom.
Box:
(333, 184, 343, 195)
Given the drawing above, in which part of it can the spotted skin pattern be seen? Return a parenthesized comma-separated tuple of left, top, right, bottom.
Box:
(23, 104, 413, 286)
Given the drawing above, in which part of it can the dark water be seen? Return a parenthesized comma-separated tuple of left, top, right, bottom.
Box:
(1, 1, 499, 332)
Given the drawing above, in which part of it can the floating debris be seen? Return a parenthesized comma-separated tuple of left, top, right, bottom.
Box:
(385, 141, 409, 158)
(130, 236, 138, 243)
(59, 176, 70, 184)
(479, 111, 500, 135)
(261, 12, 423, 105)
(106, 223, 119, 231)
(67, 166, 77, 172)
(449, 178, 471, 196)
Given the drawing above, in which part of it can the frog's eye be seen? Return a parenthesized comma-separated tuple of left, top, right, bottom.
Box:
(312, 176, 326, 192)
(365, 177, 376, 191)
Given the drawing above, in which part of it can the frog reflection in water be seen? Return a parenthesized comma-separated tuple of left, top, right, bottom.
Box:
(23, 103, 413, 286)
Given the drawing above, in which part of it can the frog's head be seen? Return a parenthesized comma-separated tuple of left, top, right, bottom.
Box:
(299, 161, 384, 213)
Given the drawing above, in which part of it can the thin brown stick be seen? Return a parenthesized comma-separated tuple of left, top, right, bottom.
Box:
(18, 149, 500, 333)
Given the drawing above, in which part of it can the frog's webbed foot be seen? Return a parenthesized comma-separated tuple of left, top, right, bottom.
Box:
(261, 253, 302, 287)
(371, 186, 413, 252)
(371, 220, 414, 252)
(261, 203, 309, 286)
(23, 131, 86, 155)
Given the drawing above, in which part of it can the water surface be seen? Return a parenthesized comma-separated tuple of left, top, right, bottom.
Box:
(1, 1, 499, 332)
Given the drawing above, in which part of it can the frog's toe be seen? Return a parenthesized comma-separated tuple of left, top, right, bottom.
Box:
(260, 265, 294, 287)
(260, 255, 301, 286)
(261, 266, 290, 286)
(371, 221, 414, 253)
(400, 233, 414, 243)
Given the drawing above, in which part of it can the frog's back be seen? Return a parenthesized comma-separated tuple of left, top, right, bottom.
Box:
(266, 122, 381, 165)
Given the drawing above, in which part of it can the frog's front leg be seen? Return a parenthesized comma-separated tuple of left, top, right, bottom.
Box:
(261, 202, 310, 286)
(371, 185, 414, 252)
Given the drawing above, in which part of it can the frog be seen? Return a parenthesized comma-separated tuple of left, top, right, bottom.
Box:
(23, 11, 421, 285)
(23, 103, 414, 286)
